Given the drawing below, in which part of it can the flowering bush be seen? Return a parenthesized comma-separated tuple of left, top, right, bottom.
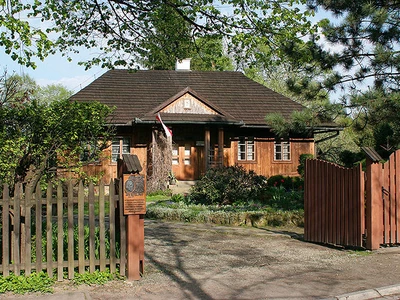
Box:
(267, 175, 303, 191)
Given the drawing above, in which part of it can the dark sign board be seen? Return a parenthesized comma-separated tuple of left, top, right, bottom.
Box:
(123, 174, 146, 215)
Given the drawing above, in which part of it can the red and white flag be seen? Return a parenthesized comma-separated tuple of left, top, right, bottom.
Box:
(156, 113, 172, 138)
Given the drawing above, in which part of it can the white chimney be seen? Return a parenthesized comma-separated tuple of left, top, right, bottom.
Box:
(175, 58, 191, 71)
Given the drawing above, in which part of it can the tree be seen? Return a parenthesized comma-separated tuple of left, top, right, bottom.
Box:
(267, 2, 400, 162)
(1, 0, 314, 70)
(190, 36, 234, 71)
(305, 1, 400, 94)
(0, 73, 113, 193)
(36, 84, 73, 104)
(139, 3, 194, 70)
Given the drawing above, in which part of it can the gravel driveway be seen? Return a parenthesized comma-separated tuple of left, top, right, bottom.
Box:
(4, 220, 400, 299)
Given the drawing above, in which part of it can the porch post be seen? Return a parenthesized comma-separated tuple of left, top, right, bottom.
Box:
(151, 127, 156, 176)
(218, 127, 224, 167)
(205, 127, 210, 171)
(366, 157, 383, 250)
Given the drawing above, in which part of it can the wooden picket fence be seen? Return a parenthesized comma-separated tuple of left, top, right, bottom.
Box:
(304, 149, 400, 250)
(0, 180, 126, 280)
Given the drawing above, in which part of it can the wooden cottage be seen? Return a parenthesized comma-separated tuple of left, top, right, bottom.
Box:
(70, 67, 337, 183)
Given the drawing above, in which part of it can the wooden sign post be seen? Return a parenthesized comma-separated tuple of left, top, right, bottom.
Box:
(123, 173, 146, 281)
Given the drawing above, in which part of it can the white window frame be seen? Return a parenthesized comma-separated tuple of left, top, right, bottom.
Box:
(111, 137, 130, 162)
(274, 141, 290, 161)
(238, 138, 255, 161)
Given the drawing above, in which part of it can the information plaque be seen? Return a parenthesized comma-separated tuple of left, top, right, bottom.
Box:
(123, 174, 146, 215)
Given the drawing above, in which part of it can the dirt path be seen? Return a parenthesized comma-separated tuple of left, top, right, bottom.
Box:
(5, 220, 400, 299)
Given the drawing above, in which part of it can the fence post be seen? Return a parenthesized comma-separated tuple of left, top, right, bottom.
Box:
(118, 154, 145, 281)
(366, 157, 383, 250)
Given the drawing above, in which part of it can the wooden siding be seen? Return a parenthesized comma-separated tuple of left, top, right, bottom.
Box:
(229, 138, 314, 178)
(80, 127, 315, 182)
(81, 136, 149, 184)
(162, 93, 218, 115)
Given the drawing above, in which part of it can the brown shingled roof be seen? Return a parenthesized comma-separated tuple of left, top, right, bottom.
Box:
(70, 70, 305, 126)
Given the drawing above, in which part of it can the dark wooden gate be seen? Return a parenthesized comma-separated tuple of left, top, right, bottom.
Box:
(304, 159, 364, 248)
(305, 149, 400, 250)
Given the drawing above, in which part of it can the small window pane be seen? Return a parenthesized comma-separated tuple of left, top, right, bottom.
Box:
(172, 145, 179, 156)
(275, 141, 290, 161)
(184, 144, 191, 156)
(238, 139, 255, 161)
(111, 137, 130, 162)
(184, 158, 190, 165)
(172, 158, 179, 165)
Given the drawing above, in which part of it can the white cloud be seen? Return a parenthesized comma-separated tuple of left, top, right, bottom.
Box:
(36, 71, 106, 92)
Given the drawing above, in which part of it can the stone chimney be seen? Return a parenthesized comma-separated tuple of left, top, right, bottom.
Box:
(175, 58, 191, 71)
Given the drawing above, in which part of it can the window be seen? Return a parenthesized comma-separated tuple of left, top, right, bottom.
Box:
(80, 140, 98, 162)
(184, 144, 191, 165)
(171, 144, 191, 165)
(172, 144, 179, 165)
(274, 141, 290, 161)
(238, 139, 255, 161)
(111, 137, 130, 162)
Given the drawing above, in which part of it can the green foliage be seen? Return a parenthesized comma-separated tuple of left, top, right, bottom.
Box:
(267, 175, 303, 191)
(146, 200, 304, 227)
(265, 110, 315, 139)
(264, 186, 304, 211)
(0, 269, 123, 295)
(26, 220, 116, 264)
(190, 36, 234, 71)
(139, 4, 193, 70)
(72, 269, 121, 286)
(189, 166, 268, 206)
(297, 153, 313, 177)
(146, 190, 172, 202)
(36, 84, 73, 104)
(1, 1, 314, 71)
(0, 73, 114, 191)
(339, 150, 365, 168)
(0, 272, 55, 294)
(306, 1, 400, 94)
(171, 193, 184, 203)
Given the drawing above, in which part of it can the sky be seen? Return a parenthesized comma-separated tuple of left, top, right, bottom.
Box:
(1, 49, 107, 94)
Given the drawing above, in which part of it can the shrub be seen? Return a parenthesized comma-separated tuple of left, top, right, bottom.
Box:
(266, 175, 303, 191)
(297, 153, 313, 177)
(146, 201, 304, 227)
(72, 269, 120, 285)
(0, 272, 55, 294)
(189, 166, 268, 206)
(264, 186, 304, 210)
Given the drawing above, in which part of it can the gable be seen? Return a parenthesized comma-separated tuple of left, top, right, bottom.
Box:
(161, 92, 218, 115)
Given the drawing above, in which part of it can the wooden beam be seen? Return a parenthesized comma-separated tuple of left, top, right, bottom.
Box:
(218, 128, 224, 167)
(366, 158, 383, 250)
(205, 127, 210, 170)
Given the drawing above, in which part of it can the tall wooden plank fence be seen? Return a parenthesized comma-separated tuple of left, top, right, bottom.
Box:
(366, 150, 400, 249)
(0, 180, 126, 280)
(305, 149, 400, 250)
(304, 159, 364, 248)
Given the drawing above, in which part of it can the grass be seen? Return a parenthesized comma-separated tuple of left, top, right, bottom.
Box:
(146, 194, 171, 202)
(145, 200, 304, 227)
(0, 269, 123, 295)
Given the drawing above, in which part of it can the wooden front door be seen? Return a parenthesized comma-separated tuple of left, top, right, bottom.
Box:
(172, 143, 203, 180)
